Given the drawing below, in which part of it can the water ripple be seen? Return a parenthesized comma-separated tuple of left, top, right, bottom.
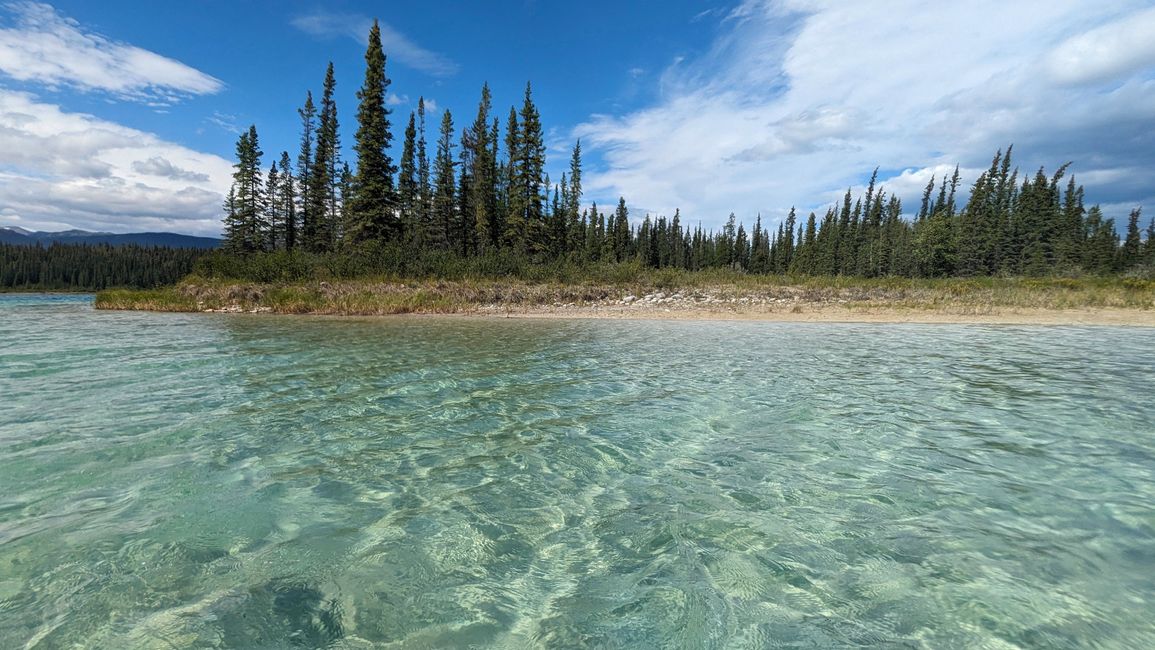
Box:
(1, 297, 1154, 648)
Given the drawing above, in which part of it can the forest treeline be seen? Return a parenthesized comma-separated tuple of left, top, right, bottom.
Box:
(0, 243, 207, 291)
(221, 20, 1154, 279)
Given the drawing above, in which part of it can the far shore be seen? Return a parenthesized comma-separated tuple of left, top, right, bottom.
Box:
(94, 278, 1155, 327)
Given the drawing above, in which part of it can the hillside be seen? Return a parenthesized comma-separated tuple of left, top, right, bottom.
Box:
(0, 227, 220, 249)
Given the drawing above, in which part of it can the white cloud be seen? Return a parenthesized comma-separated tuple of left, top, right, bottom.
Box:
(0, 90, 232, 236)
(577, 0, 1155, 228)
(1047, 6, 1155, 85)
(290, 12, 458, 77)
(0, 1, 223, 103)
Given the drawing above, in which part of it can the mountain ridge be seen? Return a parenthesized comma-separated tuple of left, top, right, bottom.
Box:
(0, 227, 220, 249)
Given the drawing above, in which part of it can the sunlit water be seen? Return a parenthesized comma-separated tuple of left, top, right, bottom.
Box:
(1, 294, 1154, 648)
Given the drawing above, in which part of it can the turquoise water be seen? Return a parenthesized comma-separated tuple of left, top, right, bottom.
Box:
(1, 294, 1154, 648)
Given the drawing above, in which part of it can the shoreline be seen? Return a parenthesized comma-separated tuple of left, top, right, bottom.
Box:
(94, 280, 1155, 327)
(465, 305, 1155, 326)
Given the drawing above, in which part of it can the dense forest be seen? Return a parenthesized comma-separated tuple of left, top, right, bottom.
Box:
(221, 20, 1154, 279)
(0, 243, 207, 291)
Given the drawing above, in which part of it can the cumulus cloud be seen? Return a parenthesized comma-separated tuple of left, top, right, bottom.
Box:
(291, 11, 458, 77)
(0, 90, 232, 235)
(577, 0, 1155, 228)
(0, 1, 223, 103)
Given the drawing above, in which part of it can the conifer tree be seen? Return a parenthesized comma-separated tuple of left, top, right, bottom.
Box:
(549, 182, 566, 256)
(735, 223, 750, 270)
(750, 215, 768, 272)
(721, 214, 737, 267)
(456, 129, 476, 256)
(613, 198, 630, 262)
(467, 84, 499, 251)
(1119, 207, 1143, 270)
(398, 111, 418, 241)
(945, 165, 961, 217)
(277, 151, 297, 250)
(503, 107, 522, 249)
(584, 203, 600, 261)
(222, 186, 242, 253)
(516, 83, 546, 253)
(297, 92, 316, 249)
(338, 161, 353, 242)
(566, 141, 584, 255)
(1145, 217, 1155, 264)
(918, 175, 935, 221)
(224, 126, 265, 253)
(1054, 176, 1085, 270)
(265, 161, 280, 250)
(1084, 206, 1118, 274)
(309, 63, 340, 251)
(416, 98, 432, 246)
(431, 109, 456, 250)
(782, 207, 797, 272)
(348, 20, 396, 243)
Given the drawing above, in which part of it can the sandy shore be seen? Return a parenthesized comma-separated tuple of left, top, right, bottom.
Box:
(466, 303, 1155, 326)
(97, 281, 1155, 327)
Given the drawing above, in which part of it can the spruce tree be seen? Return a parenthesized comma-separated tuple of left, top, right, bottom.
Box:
(467, 84, 498, 251)
(783, 207, 797, 271)
(278, 151, 297, 250)
(265, 161, 280, 250)
(1145, 217, 1155, 265)
(613, 198, 630, 262)
(222, 186, 243, 253)
(1119, 207, 1143, 270)
(517, 82, 546, 253)
(735, 223, 750, 270)
(918, 175, 935, 221)
(398, 111, 418, 241)
(416, 98, 432, 246)
(1054, 176, 1085, 270)
(309, 63, 340, 251)
(503, 106, 523, 249)
(1084, 206, 1118, 274)
(224, 126, 265, 253)
(432, 109, 456, 250)
(456, 129, 475, 256)
(566, 141, 584, 255)
(297, 91, 316, 249)
(348, 20, 396, 243)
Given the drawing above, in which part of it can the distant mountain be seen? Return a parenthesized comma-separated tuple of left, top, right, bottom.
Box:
(0, 228, 33, 245)
(0, 227, 221, 249)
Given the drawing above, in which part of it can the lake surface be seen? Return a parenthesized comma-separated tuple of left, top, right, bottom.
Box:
(1, 294, 1154, 648)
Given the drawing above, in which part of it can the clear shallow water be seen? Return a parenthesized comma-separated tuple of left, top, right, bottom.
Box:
(1, 295, 1154, 648)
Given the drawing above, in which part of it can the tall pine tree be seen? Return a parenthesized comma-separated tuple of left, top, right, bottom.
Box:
(348, 20, 396, 243)
(431, 109, 456, 250)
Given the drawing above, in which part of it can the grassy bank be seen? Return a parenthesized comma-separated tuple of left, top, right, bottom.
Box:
(95, 273, 1155, 317)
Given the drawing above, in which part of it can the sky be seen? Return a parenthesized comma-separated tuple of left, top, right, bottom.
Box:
(0, 0, 1152, 237)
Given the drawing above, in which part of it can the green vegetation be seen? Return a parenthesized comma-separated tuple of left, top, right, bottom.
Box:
(85, 20, 1154, 311)
(1, 243, 207, 291)
(216, 21, 1153, 284)
(95, 257, 1154, 316)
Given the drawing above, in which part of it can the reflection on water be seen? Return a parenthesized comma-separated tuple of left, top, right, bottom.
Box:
(1, 295, 1154, 648)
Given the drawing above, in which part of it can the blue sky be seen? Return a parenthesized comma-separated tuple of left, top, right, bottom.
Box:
(0, 0, 1153, 237)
